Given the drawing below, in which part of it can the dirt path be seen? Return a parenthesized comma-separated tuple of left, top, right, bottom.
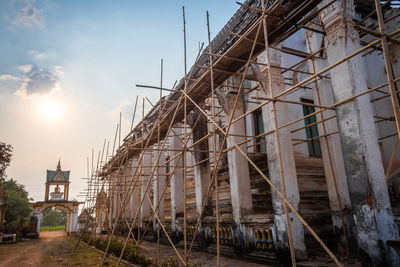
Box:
(0, 231, 66, 267)
(139, 240, 269, 266)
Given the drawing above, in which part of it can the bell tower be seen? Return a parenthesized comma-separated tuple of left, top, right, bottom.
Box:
(44, 159, 70, 201)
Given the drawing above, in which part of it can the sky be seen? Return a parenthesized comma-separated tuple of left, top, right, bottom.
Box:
(0, 0, 238, 202)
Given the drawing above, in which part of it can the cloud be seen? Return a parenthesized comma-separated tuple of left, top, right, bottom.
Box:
(15, 66, 61, 97)
(18, 64, 33, 73)
(29, 50, 47, 60)
(12, 0, 44, 28)
(0, 74, 21, 81)
(0, 74, 22, 94)
(1, 64, 63, 97)
(53, 66, 64, 79)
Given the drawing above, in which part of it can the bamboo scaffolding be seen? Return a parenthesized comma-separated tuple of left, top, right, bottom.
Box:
(114, 96, 186, 266)
(135, 100, 207, 253)
(114, 39, 210, 265)
(180, 77, 342, 267)
(80, 2, 400, 267)
(101, 100, 171, 265)
(185, 7, 267, 259)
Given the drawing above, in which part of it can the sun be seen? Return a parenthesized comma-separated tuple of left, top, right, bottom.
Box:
(37, 98, 64, 122)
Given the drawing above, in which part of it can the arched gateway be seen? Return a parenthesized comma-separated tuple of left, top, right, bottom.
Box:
(30, 160, 83, 236)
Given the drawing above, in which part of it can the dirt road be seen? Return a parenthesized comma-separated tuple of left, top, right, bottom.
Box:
(0, 231, 66, 267)
(0, 231, 269, 266)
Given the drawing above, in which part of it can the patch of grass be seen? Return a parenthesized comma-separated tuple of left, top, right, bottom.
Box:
(40, 235, 128, 266)
(86, 235, 150, 266)
(40, 225, 65, 231)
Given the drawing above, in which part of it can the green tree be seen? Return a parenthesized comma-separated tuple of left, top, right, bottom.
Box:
(0, 141, 13, 231)
(42, 209, 66, 226)
(0, 142, 13, 181)
(3, 179, 32, 231)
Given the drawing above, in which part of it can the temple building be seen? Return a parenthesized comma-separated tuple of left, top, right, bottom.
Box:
(84, 0, 400, 265)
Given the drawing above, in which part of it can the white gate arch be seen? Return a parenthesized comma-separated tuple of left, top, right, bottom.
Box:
(31, 201, 82, 236)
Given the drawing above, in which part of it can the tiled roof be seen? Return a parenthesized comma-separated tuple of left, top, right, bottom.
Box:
(46, 160, 70, 182)
(46, 170, 70, 182)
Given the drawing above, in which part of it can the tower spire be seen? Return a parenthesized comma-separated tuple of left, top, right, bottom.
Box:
(57, 159, 61, 171)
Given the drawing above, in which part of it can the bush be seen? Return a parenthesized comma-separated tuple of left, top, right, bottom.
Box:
(159, 257, 179, 267)
(3, 179, 32, 232)
(124, 243, 138, 262)
(81, 233, 91, 243)
(5, 217, 29, 238)
(109, 239, 123, 257)
(158, 258, 201, 267)
(93, 237, 107, 251)
(82, 235, 149, 267)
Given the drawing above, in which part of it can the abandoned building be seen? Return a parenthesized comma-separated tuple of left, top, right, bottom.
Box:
(80, 0, 400, 265)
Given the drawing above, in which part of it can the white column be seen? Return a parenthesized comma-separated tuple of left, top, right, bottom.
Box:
(216, 85, 253, 226)
(71, 212, 78, 233)
(33, 208, 42, 237)
(66, 213, 72, 234)
(153, 145, 166, 230)
(129, 157, 140, 227)
(187, 109, 213, 218)
(254, 48, 306, 259)
(121, 166, 130, 222)
(169, 125, 184, 231)
(320, 0, 399, 264)
(305, 26, 355, 255)
(111, 170, 119, 223)
(140, 152, 152, 228)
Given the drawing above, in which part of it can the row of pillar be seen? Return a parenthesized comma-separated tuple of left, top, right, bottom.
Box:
(109, 1, 399, 264)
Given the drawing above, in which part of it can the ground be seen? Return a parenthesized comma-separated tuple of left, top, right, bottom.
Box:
(139, 239, 268, 266)
(0, 231, 125, 267)
(0, 231, 268, 266)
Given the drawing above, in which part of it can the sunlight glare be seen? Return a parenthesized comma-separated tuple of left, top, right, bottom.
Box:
(37, 98, 64, 122)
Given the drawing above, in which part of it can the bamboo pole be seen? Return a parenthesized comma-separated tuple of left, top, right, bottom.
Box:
(260, 0, 296, 264)
(207, 10, 220, 266)
(112, 124, 119, 158)
(130, 95, 139, 131)
(374, 0, 400, 138)
(182, 6, 188, 265)
(385, 137, 399, 180)
(156, 57, 163, 265)
(119, 112, 122, 149)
